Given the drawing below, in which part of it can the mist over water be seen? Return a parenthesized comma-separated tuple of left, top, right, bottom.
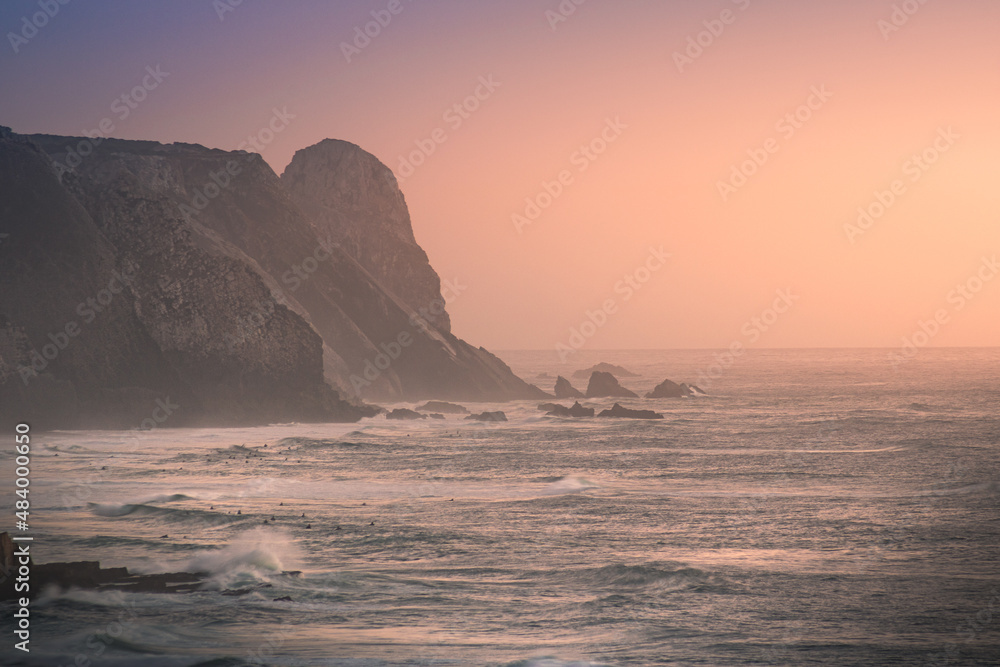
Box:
(3, 349, 998, 666)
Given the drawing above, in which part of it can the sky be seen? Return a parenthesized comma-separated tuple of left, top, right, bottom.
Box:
(2, 0, 998, 353)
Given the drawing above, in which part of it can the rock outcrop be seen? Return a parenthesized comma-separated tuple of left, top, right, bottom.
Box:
(646, 379, 688, 398)
(554, 376, 585, 399)
(282, 139, 451, 333)
(645, 379, 706, 398)
(0, 128, 547, 427)
(585, 371, 638, 398)
(547, 401, 595, 418)
(597, 403, 664, 419)
(1, 533, 208, 599)
(416, 401, 469, 414)
(573, 363, 639, 379)
(465, 411, 507, 422)
(386, 408, 426, 420)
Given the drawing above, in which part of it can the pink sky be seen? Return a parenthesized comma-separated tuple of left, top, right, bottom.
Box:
(2, 0, 998, 351)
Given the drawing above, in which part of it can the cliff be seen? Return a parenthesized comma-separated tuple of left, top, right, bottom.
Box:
(0, 128, 368, 429)
(281, 139, 451, 333)
(0, 128, 543, 428)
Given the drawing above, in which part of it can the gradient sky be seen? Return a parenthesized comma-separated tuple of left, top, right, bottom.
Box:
(2, 0, 998, 352)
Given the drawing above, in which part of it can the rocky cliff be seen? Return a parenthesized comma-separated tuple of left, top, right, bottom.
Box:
(0, 128, 368, 429)
(281, 139, 451, 333)
(0, 128, 543, 428)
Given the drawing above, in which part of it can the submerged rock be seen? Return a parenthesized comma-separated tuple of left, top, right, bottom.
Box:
(465, 411, 508, 422)
(596, 403, 664, 420)
(585, 371, 638, 398)
(554, 376, 585, 399)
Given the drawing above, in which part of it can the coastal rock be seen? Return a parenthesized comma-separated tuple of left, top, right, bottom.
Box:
(0, 535, 207, 599)
(596, 403, 664, 420)
(547, 401, 595, 418)
(645, 379, 689, 398)
(416, 401, 469, 414)
(554, 376, 585, 399)
(465, 411, 508, 422)
(572, 363, 639, 380)
(281, 139, 451, 333)
(538, 403, 562, 412)
(585, 371, 638, 398)
(386, 408, 426, 420)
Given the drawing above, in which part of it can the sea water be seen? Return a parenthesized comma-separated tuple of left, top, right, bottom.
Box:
(2, 349, 998, 666)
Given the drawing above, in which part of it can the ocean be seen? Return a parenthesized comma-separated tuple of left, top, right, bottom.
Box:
(3, 348, 999, 666)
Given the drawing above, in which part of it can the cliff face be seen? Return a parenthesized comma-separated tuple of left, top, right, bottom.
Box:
(281, 139, 451, 334)
(0, 129, 367, 429)
(0, 128, 543, 428)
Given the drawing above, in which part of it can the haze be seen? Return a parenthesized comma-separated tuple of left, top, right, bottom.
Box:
(2, 0, 997, 352)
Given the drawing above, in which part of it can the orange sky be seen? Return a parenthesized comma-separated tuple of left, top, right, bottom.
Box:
(2, 0, 998, 351)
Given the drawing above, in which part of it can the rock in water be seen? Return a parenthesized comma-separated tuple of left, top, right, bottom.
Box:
(572, 363, 639, 379)
(547, 401, 595, 418)
(596, 403, 664, 419)
(386, 408, 426, 420)
(645, 378, 690, 398)
(538, 403, 563, 412)
(415, 401, 469, 414)
(585, 371, 638, 398)
(465, 411, 508, 422)
(554, 376, 585, 399)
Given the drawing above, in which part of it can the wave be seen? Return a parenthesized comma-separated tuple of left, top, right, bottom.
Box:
(183, 527, 303, 579)
(503, 659, 614, 667)
(529, 561, 733, 595)
(543, 476, 600, 495)
(918, 480, 1000, 497)
(274, 436, 374, 451)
